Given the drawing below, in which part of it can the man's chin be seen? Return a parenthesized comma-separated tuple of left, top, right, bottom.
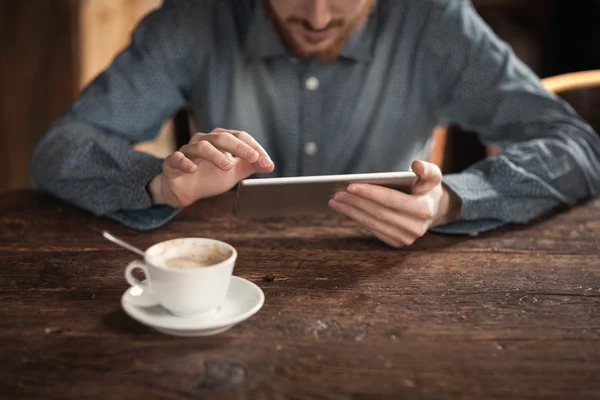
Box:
(301, 49, 340, 62)
(291, 39, 340, 61)
(298, 40, 334, 53)
(277, 28, 345, 61)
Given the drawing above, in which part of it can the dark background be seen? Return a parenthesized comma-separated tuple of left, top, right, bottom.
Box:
(553, 0, 600, 74)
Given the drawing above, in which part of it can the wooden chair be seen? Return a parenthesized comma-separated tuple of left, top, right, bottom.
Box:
(541, 69, 600, 132)
(431, 69, 600, 173)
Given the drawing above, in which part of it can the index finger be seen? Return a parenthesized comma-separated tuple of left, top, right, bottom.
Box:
(212, 128, 274, 170)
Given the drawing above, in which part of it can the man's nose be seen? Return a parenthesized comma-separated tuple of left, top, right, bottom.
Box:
(306, 0, 332, 30)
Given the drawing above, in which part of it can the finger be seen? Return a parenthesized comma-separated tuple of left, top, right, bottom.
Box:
(372, 231, 404, 248)
(191, 132, 260, 164)
(355, 226, 402, 247)
(411, 160, 442, 194)
(180, 141, 234, 171)
(212, 128, 274, 172)
(230, 157, 261, 183)
(329, 199, 418, 246)
(346, 184, 432, 219)
(357, 226, 372, 236)
(165, 151, 197, 174)
(333, 191, 429, 237)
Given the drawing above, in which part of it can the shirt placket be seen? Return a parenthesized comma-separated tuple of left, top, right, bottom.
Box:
(300, 64, 322, 176)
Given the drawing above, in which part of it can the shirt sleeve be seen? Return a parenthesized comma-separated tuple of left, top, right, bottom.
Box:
(29, 0, 206, 230)
(424, 0, 600, 235)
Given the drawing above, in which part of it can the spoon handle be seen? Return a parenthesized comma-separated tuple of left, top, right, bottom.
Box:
(102, 231, 146, 258)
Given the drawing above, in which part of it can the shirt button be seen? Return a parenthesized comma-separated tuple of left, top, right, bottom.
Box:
(305, 76, 320, 91)
(304, 142, 318, 156)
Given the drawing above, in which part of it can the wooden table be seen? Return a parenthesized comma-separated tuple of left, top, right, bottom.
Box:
(1, 190, 599, 400)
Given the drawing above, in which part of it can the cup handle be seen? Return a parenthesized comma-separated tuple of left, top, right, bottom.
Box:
(125, 260, 158, 306)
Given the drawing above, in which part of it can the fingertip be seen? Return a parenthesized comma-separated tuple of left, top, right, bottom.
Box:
(411, 160, 425, 176)
(174, 152, 196, 173)
(186, 162, 198, 173)
(259, 156, 273, 169)
(254, 160, 275, 173)
(431, 162, 442, 178)
(166, 151, 180, 168)
(219, 158, 235, 171)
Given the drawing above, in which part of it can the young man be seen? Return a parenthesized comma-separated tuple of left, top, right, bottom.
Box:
(30, 0, 600, 247)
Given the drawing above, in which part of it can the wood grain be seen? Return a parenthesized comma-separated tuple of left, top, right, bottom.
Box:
(0, 190, 599, 399)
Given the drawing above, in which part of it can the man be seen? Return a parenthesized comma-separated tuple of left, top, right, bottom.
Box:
(30, 0, 600, 247)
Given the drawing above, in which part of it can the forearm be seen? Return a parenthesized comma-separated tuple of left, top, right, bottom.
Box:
(423, 0, 600, 235)
(435, 123, 600, 234)
(30, 122, 179, 230)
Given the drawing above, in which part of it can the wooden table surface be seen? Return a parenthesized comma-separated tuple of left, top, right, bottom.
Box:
(1, 190, 599, 400)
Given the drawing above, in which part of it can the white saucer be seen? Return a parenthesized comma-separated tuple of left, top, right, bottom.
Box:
(121, 276, 265, 337)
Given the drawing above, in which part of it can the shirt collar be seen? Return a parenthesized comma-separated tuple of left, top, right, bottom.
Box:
(244, 1, 377, 63)
(339, 7, 378, 62)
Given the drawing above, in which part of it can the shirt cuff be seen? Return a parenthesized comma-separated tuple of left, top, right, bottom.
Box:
(108, 151, 181, 230)
(432, 171, 508, 235)
(430, 218, 505, 236)
(107, 205, 181, 231)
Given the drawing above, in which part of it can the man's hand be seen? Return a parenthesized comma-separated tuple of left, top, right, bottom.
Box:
(329, 160, 462, 248)
(149, 128, 274, 208)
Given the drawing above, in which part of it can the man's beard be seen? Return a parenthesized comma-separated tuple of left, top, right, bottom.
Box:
(264, 0, 376, 62)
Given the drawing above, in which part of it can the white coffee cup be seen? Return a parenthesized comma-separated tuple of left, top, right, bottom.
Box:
(125, 238, 237, 318)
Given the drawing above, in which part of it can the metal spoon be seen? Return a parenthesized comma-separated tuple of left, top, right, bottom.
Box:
(102, 231, 146, 258)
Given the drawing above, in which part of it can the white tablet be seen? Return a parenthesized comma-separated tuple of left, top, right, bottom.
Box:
(234, 171, 417, 218)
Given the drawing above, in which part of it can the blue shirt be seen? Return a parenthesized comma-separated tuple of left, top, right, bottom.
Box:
(30, 0, 600, 234)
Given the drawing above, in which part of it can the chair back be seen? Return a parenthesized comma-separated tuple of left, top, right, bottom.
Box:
(548, 70, 600, 133)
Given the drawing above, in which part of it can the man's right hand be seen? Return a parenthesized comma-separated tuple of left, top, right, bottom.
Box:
(149, 128, 274, 208)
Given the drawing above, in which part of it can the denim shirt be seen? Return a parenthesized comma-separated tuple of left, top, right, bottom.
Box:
(30, 0, 600, 233)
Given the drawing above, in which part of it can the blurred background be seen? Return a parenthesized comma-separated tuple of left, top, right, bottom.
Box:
(1, 0, 599, 191)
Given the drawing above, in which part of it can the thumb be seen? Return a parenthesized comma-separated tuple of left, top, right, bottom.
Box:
(231, 158, 262, 182)
(411, 160, 442, 195)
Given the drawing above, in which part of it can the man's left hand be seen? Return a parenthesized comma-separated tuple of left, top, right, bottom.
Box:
(329, 160, 462, 248)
